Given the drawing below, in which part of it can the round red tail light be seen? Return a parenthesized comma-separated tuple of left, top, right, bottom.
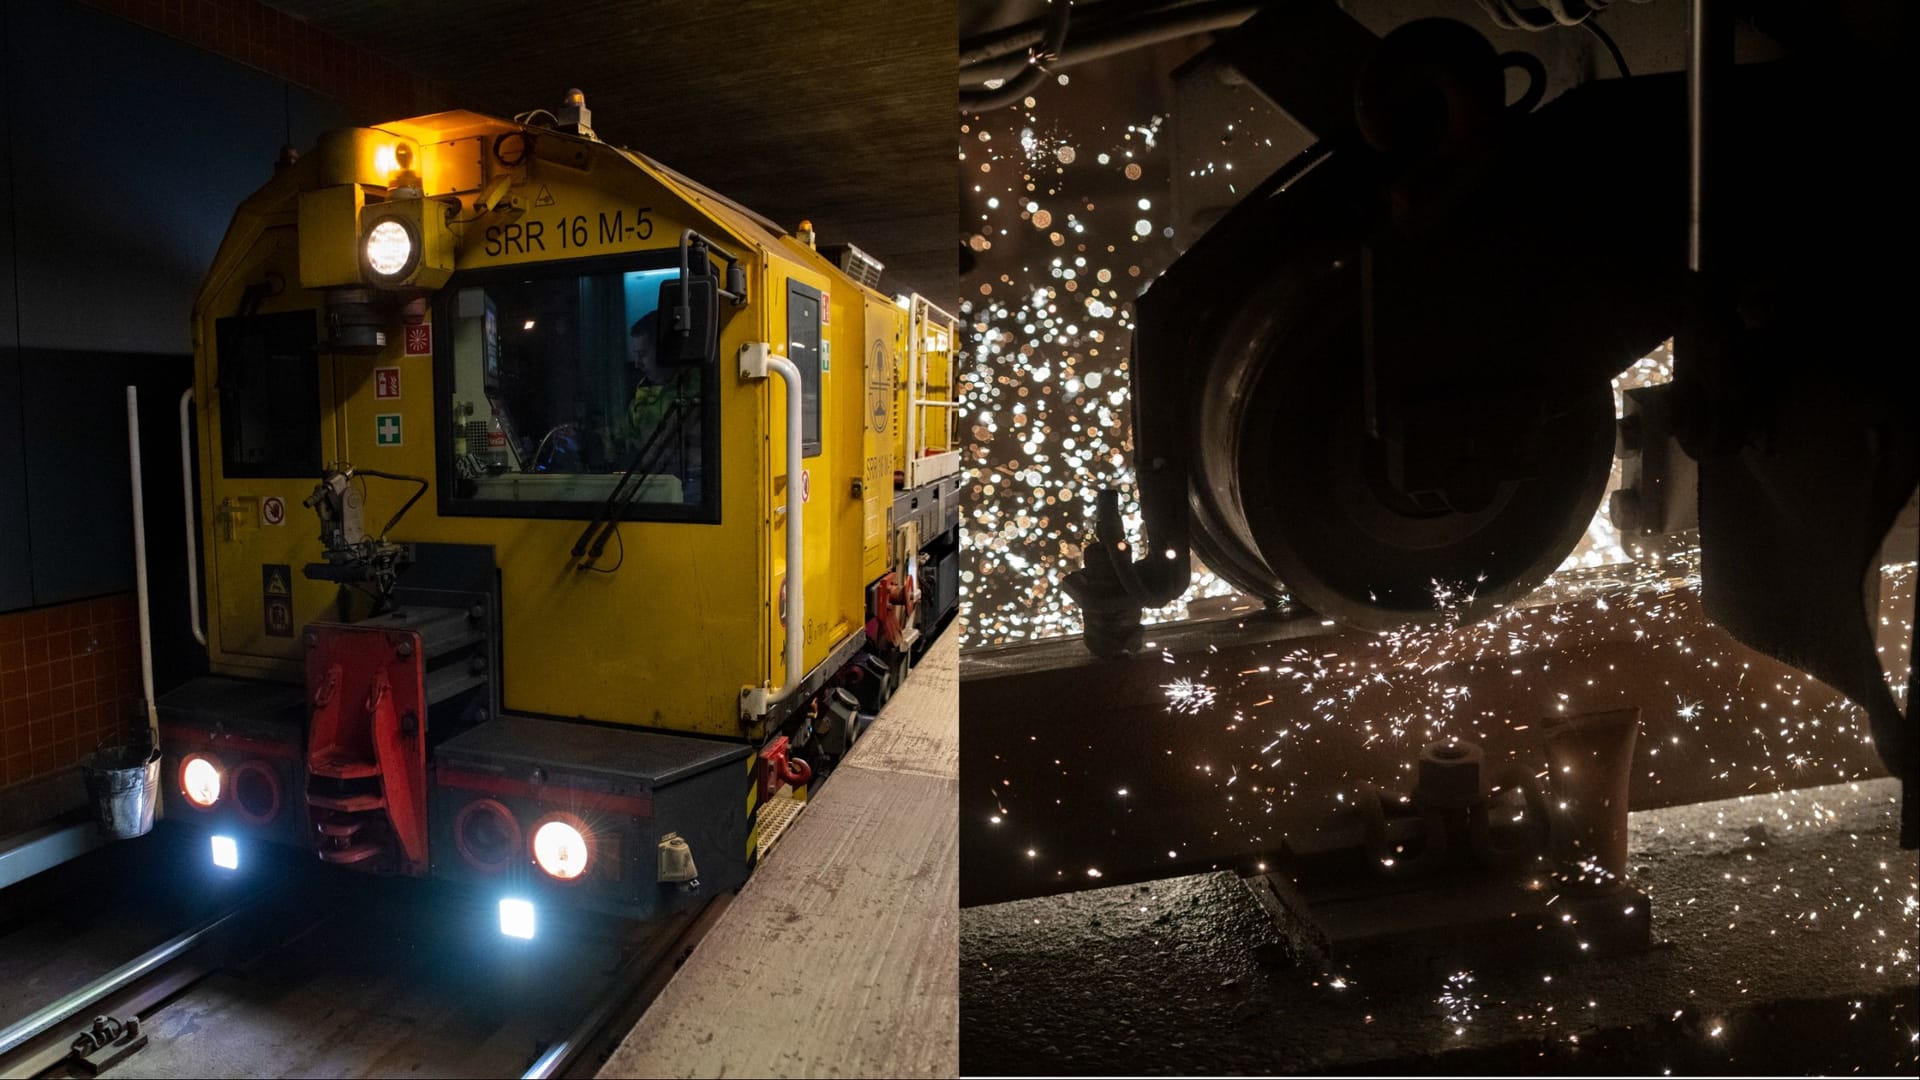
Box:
(455, 799, 523, 875)
(230, 760, 283, 825)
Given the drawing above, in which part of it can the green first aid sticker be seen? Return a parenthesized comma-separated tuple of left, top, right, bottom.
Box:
(375, 413, 403, 446)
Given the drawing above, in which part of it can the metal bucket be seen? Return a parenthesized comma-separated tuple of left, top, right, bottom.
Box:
(83, 744, 162, 840)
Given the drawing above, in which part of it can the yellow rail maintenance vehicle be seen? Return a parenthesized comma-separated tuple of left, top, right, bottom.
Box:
(159, 92, 960, 935)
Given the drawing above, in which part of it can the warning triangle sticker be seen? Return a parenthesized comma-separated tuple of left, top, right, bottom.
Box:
(534, 185, 556, 208)
(266, 570, 290, 596)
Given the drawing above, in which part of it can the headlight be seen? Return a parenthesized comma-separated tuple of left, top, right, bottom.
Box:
(363, 218, 417, 279)
(530, 815, 593, 881)
(181, 754, 224, 809)
(499, 898, 536, 939)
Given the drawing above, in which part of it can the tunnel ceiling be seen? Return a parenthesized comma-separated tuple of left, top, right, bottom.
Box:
(260, 0, 958, 300)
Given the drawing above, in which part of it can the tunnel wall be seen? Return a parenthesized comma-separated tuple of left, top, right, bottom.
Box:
(0, 0, 437, 791)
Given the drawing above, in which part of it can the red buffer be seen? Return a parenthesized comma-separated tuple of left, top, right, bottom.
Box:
(757, 735, 813, 803)
(305, 624, 431, 875)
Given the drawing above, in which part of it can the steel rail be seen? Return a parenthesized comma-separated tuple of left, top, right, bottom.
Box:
(520, 896, 730, 1080)
(0, 894, 276, 1079)
(0, 906, 248, 1058)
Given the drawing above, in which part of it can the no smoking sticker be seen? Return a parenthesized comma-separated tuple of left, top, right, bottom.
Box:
(261, 496, 286, 526)
(801, 469, 811, 503)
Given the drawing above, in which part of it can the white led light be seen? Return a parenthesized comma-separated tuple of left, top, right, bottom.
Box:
(500, 897, 536, 939)
(210, 835, 239, 870)
(364, 220, 414, 277)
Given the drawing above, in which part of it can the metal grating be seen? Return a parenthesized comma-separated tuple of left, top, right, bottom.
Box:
(825, 243, 885, 289)
(755, 791, 806, 861)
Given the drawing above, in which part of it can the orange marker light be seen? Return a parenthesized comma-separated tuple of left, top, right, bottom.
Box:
(531, 816, 593, 880)
(181, 754, 223, 809)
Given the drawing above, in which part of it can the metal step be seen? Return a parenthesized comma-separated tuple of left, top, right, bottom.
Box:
(316, 841, 383, 865)
(314, 818, 370, 839)
(306, 791, 385, 813)
(755, 790, 806, 861)
(307, 753, 380, 780)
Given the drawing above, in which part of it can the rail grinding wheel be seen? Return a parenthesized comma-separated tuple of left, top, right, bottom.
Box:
(1224, 318, 1618, 632)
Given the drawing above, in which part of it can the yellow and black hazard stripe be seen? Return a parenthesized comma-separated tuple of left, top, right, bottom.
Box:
(745, 750, 761, 870)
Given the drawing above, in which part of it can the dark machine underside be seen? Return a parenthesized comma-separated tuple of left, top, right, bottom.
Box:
(1062, 2, 1918, 853)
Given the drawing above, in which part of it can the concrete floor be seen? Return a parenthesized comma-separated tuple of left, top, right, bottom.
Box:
(602, 633, 960, 1078)
(960, 778, 1920, 1075)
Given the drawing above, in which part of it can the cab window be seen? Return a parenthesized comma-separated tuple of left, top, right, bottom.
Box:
(437, 259, 719, 523)
(217, 311, 322, 478)
(788, 280, 823, 457)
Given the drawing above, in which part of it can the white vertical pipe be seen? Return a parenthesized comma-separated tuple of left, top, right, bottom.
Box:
(768, 354, 805, 702)
(178, 389, 206, 646)
(904, 298, 921, 488)
(125, 387, 158, 738)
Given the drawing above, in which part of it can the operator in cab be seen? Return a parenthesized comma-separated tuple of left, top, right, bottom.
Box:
(627, 310, 702, 503)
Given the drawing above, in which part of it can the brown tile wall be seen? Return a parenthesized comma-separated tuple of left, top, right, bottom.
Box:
(0, 594, 145, 788)
(76, 0, 443, 119)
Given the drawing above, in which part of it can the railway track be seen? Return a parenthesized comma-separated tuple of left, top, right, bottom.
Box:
(0, 897, 281, 1077)
(0, 830, 723, 1079)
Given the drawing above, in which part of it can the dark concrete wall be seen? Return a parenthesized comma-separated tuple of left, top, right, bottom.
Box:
(0, 0, 434, 791)
(3, 1, 358, 355)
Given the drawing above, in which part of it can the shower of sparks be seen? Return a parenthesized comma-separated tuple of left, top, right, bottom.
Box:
(1439, 970, 1481, 1035)
(1163, 678, 1219, 716)
(966, 781, 1918, 1072)
(959, 73, 1680, 646)
(982, 570, 1916, 1059)
(963, 72, 1917, 1074)
(960, 90, 1247, 647)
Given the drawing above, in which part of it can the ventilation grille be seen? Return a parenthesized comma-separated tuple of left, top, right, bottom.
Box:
(824, 243, 884, 289)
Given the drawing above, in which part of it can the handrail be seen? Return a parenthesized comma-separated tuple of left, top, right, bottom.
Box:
(905, 300, 922, 484)
(738, 342, 805, 715)
(179, 388, 207, 647)
(126, 388, 157, 736)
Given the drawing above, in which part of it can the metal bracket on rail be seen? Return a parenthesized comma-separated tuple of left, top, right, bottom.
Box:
(64, 1014, 147, 1078)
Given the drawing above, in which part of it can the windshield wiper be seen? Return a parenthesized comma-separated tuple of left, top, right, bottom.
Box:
(570, 397, 691, 566)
